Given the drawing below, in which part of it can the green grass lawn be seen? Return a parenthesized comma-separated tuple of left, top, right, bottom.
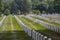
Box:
(17, 15, 60, 40)
(0, 15, 33, 40)
(31, 16, 60, 27)
(12, 16, 23, 31)
(0, 15, 11, 32)
(0, 17, 3, 21)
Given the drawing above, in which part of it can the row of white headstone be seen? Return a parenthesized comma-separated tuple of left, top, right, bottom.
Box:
(29, 14, 60, 24)
(27, 14, 50, 21)
(54, 20, 60, 24)
(41, 14, 60, 18)
(0, 16, 6, 26)
(40, 14, 60, 24)
(43, 16, 59, 23)
(34, 15, 60, 33)
(24, 16, 60, 33)
(32, 14, 60, 32)
(14, 15, 51, 40)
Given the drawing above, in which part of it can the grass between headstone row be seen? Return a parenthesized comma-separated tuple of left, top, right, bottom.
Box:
(31, 16, 60, 27)
(0, 17, 3, 21)
(11, 15, 23, 31)
(11, 15, 33, 40)
(17, 15, 60, 40)
(0, 15, 33, 40)
(0, 16, 3, 21)
(0, 15, 11, 32)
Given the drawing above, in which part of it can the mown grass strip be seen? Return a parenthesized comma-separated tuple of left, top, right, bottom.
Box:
(0, 17, 7, 32)
(31, 16, 60, 27)
(12, 16, 23, 31)
(0, 15, 11, 32)
(2, 15, 11, 31)
(17, 16, 36, 30)
(0, 17, 2, 21)
(17, 15, 60, 40)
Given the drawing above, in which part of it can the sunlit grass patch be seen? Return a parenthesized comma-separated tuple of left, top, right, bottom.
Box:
(2, 15, 11, 31)
(12, 16, 23, 31)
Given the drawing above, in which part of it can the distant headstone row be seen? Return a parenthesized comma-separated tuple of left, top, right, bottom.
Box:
(29, 14, 60, 24)
(36, 15, 60, 24)
(14, 15, 51, 40)
(54, 20, 60, 24)
(41, 14, 60, 18)
(24, 16, 60, 33)
(0, 16, 6, 26)
(39, 14, 60, 24)
(33, 15, 60, 33)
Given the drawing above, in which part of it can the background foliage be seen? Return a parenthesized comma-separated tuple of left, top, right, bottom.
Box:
(0, 0, 60, 15)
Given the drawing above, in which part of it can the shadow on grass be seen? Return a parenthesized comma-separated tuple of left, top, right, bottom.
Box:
(35, 29, 60, 40)
(0, 31, 33, 40)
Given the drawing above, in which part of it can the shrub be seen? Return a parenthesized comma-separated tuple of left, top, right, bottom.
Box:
(32, 10, 40, 15)
(4, 9, 10, 15)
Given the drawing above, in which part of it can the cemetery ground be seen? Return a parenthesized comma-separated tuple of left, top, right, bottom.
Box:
(17, 15, 60, 40)
(0, 15, 33, 40)
(31, 16, 60, 27)
(0, 15, 60, 40)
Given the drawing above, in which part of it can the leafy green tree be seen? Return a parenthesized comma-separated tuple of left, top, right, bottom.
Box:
(0, 0, 2, 11)
(0, 0, 4, 16)
(4, 9, 10, 15)
(54, 0, 60, 13)
(0, 12, 2, 17)
(33, 10, 40, 15)
(31, 0, 55, 14)
(17, 10, 21, 15)
(23, 0, 32, 14)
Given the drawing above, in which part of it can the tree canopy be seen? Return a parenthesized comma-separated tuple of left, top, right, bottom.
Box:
(0, 0, 60, 15)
